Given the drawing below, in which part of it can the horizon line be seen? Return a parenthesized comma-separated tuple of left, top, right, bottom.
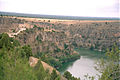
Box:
(0, 11, 119, 19)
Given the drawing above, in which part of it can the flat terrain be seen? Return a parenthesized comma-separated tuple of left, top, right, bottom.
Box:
(3, 16, 119, 25)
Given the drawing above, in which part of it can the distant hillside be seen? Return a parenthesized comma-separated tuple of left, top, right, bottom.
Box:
(0, 16, 80, 69)
(0, 15, 119, 80)
(0, 15, 119, 72)
(0, 11, 119, 20)
(0, 16, 119, 52)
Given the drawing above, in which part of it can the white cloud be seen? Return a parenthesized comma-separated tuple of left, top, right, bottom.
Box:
(0, 0, 119, 17)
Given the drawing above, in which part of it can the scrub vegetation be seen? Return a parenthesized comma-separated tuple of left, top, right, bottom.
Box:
(0, 15, 119, 80)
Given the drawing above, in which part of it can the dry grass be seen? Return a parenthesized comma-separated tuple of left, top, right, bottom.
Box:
(6, 16, 119, 25)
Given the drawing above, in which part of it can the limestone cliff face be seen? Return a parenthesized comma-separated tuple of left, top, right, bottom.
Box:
(29, 57, 59, 74)
(1, 15, 119, 80)
(16, 27, 76, 57)
(29, 57, 67, 80)
(0, 16, 78, 68)
(0, 16, 119, 52)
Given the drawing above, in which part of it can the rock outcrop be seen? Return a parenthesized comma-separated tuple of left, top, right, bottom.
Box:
(29, 56, 59, 74)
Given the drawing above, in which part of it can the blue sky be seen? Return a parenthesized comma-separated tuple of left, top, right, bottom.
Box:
(0, 0, 119, 17)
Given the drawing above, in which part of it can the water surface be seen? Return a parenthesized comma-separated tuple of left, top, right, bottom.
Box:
(59, 48, 105, 80)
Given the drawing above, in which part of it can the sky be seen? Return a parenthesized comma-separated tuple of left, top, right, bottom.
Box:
(0, 0, 119, 18)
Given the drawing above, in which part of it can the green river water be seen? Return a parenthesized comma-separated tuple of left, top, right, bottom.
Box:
(58, 48, 105, 80)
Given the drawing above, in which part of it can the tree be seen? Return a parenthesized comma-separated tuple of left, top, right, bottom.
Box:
(95, 44, 120, 80)
(63, 71, 72, 80)
(0, 44, 37, 80)
(0, 47, 6, 80)
(63, 71, 80, 80)
(22, 45, 33, 58)
(0, 33, 12, 49)
(50, 69, 58, 80)
(33, 25, 37, 28)
(13, 39, 20, 47)
(34, 60, 48, 80)
(0, 33, 52, 80)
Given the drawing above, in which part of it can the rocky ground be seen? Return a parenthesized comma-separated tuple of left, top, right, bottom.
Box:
(0, 15, 119, 54)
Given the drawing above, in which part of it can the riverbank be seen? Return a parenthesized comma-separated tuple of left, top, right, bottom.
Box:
(75, 48, 106, 59)
(41, 53, 81, 70)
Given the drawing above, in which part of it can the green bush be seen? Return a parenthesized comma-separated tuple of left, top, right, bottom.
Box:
(0, 33, 59, 80)
(64, 71, 80, 80)
(22, 45, 33, 58)
(33, 25, 37, 28)
(50, 69, 59, 80)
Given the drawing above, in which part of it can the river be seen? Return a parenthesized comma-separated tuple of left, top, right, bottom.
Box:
(58, 48, 105, 80)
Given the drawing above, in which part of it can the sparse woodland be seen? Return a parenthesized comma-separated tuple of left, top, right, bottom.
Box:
(0, 16, 119, 80)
